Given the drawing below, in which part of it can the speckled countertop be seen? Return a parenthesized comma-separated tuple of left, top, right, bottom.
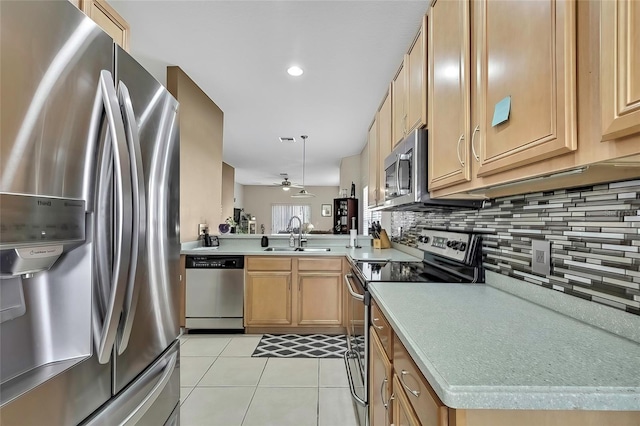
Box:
(369, 282, 640, 411)
(181, 235, 420, 262)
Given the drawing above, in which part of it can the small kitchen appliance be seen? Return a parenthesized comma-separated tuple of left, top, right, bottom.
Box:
(343, 229, 483, 426)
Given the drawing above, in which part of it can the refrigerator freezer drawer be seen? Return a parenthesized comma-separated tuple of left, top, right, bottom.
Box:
(83, 341, 180, 426)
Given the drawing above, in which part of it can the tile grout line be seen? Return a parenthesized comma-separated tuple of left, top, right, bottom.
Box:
(241, 356, 270, 426)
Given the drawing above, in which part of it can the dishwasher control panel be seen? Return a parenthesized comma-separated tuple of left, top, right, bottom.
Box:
(185, 255, 244, 269)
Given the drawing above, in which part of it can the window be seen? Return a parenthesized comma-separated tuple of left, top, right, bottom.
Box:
(362, 186, 381, 235)
(271, 204, 311, 234)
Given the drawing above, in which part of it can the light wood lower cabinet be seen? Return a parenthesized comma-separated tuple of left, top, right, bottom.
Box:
(245, 271, 292, 326)
(373, 304, 640, 426)
(393, 375, 421, 426)
(244, 256, 344, 330)
(370, 327, 393, 426)
(297, 272, 342, 325)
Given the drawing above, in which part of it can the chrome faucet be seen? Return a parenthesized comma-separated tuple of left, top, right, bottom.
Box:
(287, 215, 307, 248)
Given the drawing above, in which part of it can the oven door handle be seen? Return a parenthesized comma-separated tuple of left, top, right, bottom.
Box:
(344, 273, 364, 301)
(343, 350, 367, 407)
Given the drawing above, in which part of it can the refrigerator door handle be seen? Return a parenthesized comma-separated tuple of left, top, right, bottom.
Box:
(95, 69, 134, 364)
(121, 350, 178, 426)
(116, 81, 146, 355)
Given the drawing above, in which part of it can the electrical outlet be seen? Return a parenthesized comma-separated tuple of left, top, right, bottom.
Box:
(198, 223, 209, 236)
(531, 239, 551, 275)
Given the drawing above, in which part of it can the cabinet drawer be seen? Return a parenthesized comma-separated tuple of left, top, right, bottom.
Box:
(297, 257, 342, 272)
(246, 257, 291, 271)
(371, 301, 393, 360)
(393, 335, 448, 426)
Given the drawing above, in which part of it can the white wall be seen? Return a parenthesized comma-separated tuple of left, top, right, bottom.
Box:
(242, 186, 339, 234)
(234, 182, 245, 209)
(359, 143, 369, 233)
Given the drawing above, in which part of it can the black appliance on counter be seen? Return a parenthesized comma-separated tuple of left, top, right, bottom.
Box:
(343, 229, 483, 426)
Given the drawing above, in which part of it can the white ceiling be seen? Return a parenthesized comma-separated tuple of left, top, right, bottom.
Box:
(110, 0, 429, 187)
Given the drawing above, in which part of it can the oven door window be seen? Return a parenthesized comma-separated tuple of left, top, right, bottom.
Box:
(397, 150, 412, 195)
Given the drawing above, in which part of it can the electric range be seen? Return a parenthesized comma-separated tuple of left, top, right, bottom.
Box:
(343, 229, 484, 426)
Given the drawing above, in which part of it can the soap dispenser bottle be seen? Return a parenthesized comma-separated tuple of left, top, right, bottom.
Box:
(289, 232, 295, 247)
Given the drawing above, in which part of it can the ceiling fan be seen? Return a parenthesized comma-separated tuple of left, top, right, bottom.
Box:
(271, 173, 303, 191)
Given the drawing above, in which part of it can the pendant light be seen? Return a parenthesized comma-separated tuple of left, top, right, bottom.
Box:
(291, 135, 315, 198)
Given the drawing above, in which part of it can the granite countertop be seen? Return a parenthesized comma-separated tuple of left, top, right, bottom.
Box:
(369, 281, 640, 411)
(181, 236, 420, 262)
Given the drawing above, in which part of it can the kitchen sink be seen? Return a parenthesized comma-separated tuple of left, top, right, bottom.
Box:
(263, 247, 331, 252)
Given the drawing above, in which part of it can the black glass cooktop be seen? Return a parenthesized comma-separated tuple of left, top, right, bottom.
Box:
(354, 261, 470, 284)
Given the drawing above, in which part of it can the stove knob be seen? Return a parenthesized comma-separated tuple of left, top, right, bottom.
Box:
(459, 242, 467, 252)
(451, 241, 460, 250)
(423, 236, 430, 244)
(446, 240, 454, 248)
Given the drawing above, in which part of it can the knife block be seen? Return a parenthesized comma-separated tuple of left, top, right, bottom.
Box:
(373, 230, 391, 249)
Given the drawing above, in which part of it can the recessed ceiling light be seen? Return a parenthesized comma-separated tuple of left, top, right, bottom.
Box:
(287, 66, 303, 77)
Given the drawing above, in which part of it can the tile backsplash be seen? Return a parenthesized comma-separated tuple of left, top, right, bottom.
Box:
(390, 179, 640, 315)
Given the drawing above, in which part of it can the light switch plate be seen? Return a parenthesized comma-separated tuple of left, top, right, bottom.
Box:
(198, 223, 209, 236)
(531, 239, 551, 276)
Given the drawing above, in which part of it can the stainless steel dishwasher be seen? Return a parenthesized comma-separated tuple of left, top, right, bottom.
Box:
(185, 255, 245, 329)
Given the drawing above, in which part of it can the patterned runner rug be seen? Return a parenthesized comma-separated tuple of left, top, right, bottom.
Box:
(251, 334, 348, 358)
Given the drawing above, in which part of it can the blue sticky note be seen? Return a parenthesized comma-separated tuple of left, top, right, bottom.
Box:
(492, 96, 511, 127)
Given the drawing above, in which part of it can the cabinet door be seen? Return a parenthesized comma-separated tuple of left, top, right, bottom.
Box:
(368, 117, 379, 207)
(392, 375, 420, 426)
(407, 15, 427, 133)
(378, 90, 392, 206)
(370, 328, 392, 426)
(428, 0, 471, 190)
(297, 272, 342, 326)
(392, 62, 407, 147)
(245, 271, 292, 326)
(601, 0, 640, 141)
(81, 0, 130, 51)
(476, 0, 576, 176)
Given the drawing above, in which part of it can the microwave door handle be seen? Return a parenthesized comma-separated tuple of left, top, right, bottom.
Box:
(95, 70, 133, 365)
(116, 81, 147, 355)
(395, 154, 401, 195)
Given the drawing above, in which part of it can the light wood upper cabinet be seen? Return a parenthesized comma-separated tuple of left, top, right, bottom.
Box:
(601, 0, 640, 141)
(428, 0, 472, 191)
(392, 62, 407, 147)
(378, 89, 392, 206)
(406, 15, 427, 134)
(368, 116, 379, 208)
(297, 272, 342, 326)
(475, 0, 576, 177)
(81, 0, 130, 52)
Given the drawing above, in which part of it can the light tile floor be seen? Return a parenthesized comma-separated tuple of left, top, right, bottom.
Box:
(179, 334, 359, 426)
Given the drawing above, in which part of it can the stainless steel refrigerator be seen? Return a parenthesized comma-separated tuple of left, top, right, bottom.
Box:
(0, 1, 181, 424)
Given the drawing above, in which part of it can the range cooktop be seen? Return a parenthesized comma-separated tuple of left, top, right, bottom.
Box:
(354, 261, 471, 284)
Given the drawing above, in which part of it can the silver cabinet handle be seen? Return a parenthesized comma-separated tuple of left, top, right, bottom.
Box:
(400, 370, 421, 397)
(471, 125, 480, 162)
(372, 317, 384, 330)
(95, 70, 133, 365)
(380, 376, 392, 409)
(116, 81, 147, 355)
(343, 350, 367, 407)
(456, 134, 465, 167)
(344, 274, 364, 301)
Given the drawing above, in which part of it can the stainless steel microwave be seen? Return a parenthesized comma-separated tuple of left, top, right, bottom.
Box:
(383, 129, 428, 208)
